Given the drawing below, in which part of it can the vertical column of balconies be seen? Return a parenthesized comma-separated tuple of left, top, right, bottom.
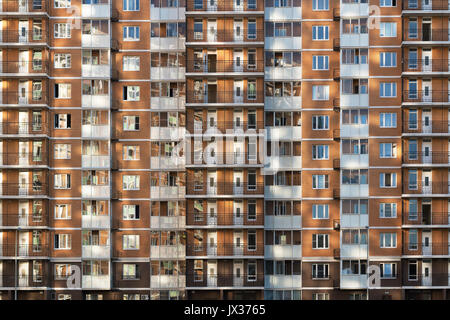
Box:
(263, 0, 302, 301)
(184, 0, 265, 300)
(401, 0, 450, 300)
(0, 0, 50, 300)
(148, 0, 186, 300)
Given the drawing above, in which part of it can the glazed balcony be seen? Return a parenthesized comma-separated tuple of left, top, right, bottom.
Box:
(149, 95, 185, 111)
(82, 0, 111, 18)
(82, 63, 110, 78)
(340, 213, 369, 228)
(150, 36, 185, 51)
(340, 274, 368, 289)
(187, 29, 264, 43)
(186, 120, 264, 134)
(340, 244, 368, 259)
(151, 3, 185, 19)
(186, 90, 264, 104)
(150, 215, 185, 229)
(265, 126, 302, 140)
(403, 0, 450, 10)
(150, 245, 185, 259)
(187, 182, 264, 197)
(403, 120, 450, 135)
(264, 214, 301, 229)
(341, 123, 369, 138)
(265, 65, 302, 81)
(82, 154, 110, 169)
(82, 275, 111, 289)
(186, 152, 263, 167)
(0, 91, 47, 106)
(150, 126, 185, 140)
(82, 124, 110, 139)
(150, 186, 185, 200)
(341, 184, 369, 200)
(403, 90, 450, 104)
(403, 151, 450, 165)
(82, 94, 110, 109)
(186, 0, 263, 12)
(403, 59, 450, 74)
(187, 274, 264, 288)
(0, 244, 48, 257)
(81, 213, 110, 229)
(150, 275, 185, 289)
(341, 0, 369, 16)
(82, 244, 110, 259)
(0, 183, 47, 197)
(264, 274, 302, 289)
(403, 211, 450, 226)
(265, 155, 302, 171)
(0, 30, 47, 46)
(186, 212, 264, 227)
(264, 185, 302, 200)
(403, 181, 450, 195)
(150, 66, 185, 81)
(403, 242, 450, 256)
(403, 29, 450, 42)
(341, 33, 368, 47)
(186, 59, 264, 74)
(82, 32, 110, 48)
(0, 152, 47, 167)
(0, 213, 47, 228)
(340, 63, 368, 78)
(265, 94, 301, 111)
(186, 242, 264, 257)
(0, 0, 47, 14)
(151, 156, 185, 170)
(81, 185, 110, 198)
(340, 92, 369, 107)
(0, 60, 48, 75)
(265, 244, 302, 259)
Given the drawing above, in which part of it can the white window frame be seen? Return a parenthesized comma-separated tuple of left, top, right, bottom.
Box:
(123, 26, 140, 41)
(54, 23, 71, 39)
(312, 204, 329, 219)
(123, 234, 140, 250)
(55, 204, 71, 219)
(312, 56, 329, 70)
(312, 234, 329, 249)
(379, 173, 397, 188)
(312, 26, 329, 40)
(380, 233, 397, 248)
(312, 85, 329, 100)
(380, 112, 397, 128)
(312, 145, 329, 160)
(54, 53, 71, 69)
(123, 175, 140, 190)
(379, 203, 397, 218)
(380, 22, 397, 37)
(123, 56, 140, 71)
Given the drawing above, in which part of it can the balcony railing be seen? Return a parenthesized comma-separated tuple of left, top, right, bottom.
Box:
(0, 122, 47, 135)
(404, 29, 450, 42)
(0, 61, 48, 74)
(186, 243, 264, 256)
(0, 0, 47, 13)
(0, 183, 47, 196)
(403, 151, 450, 164)
(186, 90, 264, 104)
(186, 0, 263, 12)
(403, 59, 450, 73)
(186, 274, 264, 288)
(186, 60, 264, 73)
(403, 242, 450, 256)
(0, 213, 47, 227)
(403, 211, 450, 225)
(403, 273, 450, 287)
(187, 182, 264, 196)
(403, 181, 450, 195)
(402, 90, 450, 103)
(187, 152, 263, 166)
(0, 244, 48, 257)
(403, 0, 450, 10)
(186, 121, 264, 133)
(403, 120, 450, 134)
(0, 91, 47, 105)
(0, 152, 47, 166)
(0, 275, 48, 288)
(187, 29, 264, 42)
(187, 212, 263, 226)
(0, 30, 47, 44)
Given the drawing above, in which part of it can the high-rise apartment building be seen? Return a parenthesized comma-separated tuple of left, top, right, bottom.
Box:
(0, 0, 449, 301)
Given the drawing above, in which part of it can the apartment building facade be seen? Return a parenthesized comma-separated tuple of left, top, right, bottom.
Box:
(0, 0, 449, 301)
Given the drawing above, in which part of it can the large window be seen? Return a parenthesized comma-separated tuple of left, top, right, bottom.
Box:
(312, 26, 329, 40)
(379, 82, 397, 97)
(123, 26, 140, 41)
(54, 23, 71, 38)
(312, 175, 328, 189)
(123, 0, 140, 11)
(312, 234, 329, 249)
(312, 85, 329, 100)
(313, 0, 329, 10)
(123, 235, 140, 250)
(380, 233, 397, 248)
(312, 204, 329, 219)
(380, 22, 397, 37)
(123, 175, 140, 190)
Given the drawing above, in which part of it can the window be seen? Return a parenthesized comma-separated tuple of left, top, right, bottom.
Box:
(247, 231, 256, 251)
(54, 144, 71, 159)
(247, 20, 257, 39)
(54, 234, 72, 249)
(123, 56, 140, 71)
(312, 85, 329, 100)
(312, 204, 329, 219)
(379, 203, 397, 218)
(54, 0, 71, 8)
(54, 53, 71, 68)
(380, 233, 397, 248)
(380, 113, 397, 128)
(312, 115, 329, 130)
(123, 175, 140, 190)
(312, 56, 329, 70)
(379, 82, 397, 97)
(248, 80, 257, 100)
(123, 86, 140, 101)
(342, 79, 368, 95)
(55, 264, 71, 280)
(408, 170, 418, 190)
(342, 18, 368, 34)
(342, 49, 368, 65)
(123, 116, 140, 131)
(123, 205, 140, 220)
(124, 0, 140, 10)
(54, 23, 71, 38)
(380, 22, 397, 37)
(342, 169, 368, 185)
(123, 146, 140, 160)
(312, 26, 329, 40)
(55, 204, 71, 219)
(342, 139, 368, 155)
(380, 0, 396, 6)
(380, 52, 397, 67)
(123, 264, 138, 280)
(379, 173, 397, 188)
(312, 145, 329, 160)
(54, 114, 71, 129)
(248, 200, 256, 221)
(123, 235, 140, 250)
(312, 293, 329, 300)
(408, 199, 418, 220)
(342, 199, 368, 215)
(123, 26, 140, 41)
(247, 261, 257, 281)
(408, 230, 418, 250)
(312, 264, 329, 279)
(55, 83, 71, 98)
(342, 230, 368, 245)
(312, 175, 328, 189)
(54, 173, 71, 189)
(248, 170, 257, 190)
(380, 263, 397, 278)
(313, 0, 329, 10)
(312, 234, 329, 249)
(408, 110, 418, 129)
(379, 143, 397, 158)
(408, 261, 418, 280)
(342, 109, 368, 125)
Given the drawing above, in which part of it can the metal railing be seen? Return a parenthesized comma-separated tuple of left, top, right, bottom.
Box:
(187, 213, 263, 226)
(0, 213, 47, 227)
(186, 274, 264, 287)
(0, 122, 47, 135)
(0, 30, 47, 43)
(186, 0, 263, 12)
(0, 183, 47, 196)
(186, 90, 264, 104)
(403, 151, 450, 164)
(0, 152, 47, 165)
(0, 91, 47, 105)
(187, 182, 264, 196)
(403, 0, 450, 10)
(187, 29, 265, 42)
(403, 120, 450, 133)
(186, 120, 264, 132)
(0, 0, 48, 13)
(403, 181, 450, 195)
(403, 242, 450, 255)
(402, 90, 450, 103)
(404, 29, 450, 42)
(187, 152, 263, 166)
(0, 244, 48, 256)
(186, 60, 264, 73)
(186, 243, 264, 256)
(403, 212, 450, 225)
(403, 59, 450, 72)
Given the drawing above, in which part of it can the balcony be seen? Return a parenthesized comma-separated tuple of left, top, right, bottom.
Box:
(403, 0, 450, 10)
(186, 120, 264, 134)
(340, 63, 368, 77)
(150, 96, 185, 111)
(82, 124, 110, 139)
(188, 183, 264, 197)
(150, 37, 185, 51)
(340, 154, 369, 168)
(82, 64, 111, 78)
(150, 186, 185, 200)
(150, 275, 185, 289)
(265, 66, 302, 81)
(265, 95, 302, 111)
(265, 5, 301, 20)
(340, 244, 368, 259)
(0, 60, 48, 76)
(265, 156, 302, 171)
(264, 244, 302, 259)
(0, 122, 47, 137)
(186, 243, 264, 257)
(340, 124, 369, 137)
(187, 59, 263, 74)
(264, 215, 301, 229)
(187, 274, 264, 288)
(186, 212, 263, 227)
(0, 91, 47, 106)
(264, 185, 302, 200)
(340, 184, 369, 198)
(1, 244, 48, 257)
(341, 33, 368, 47)
(81, 185, 110, 198)
(0, 30, 47, 46)
(340, 93, 369, 107)
(403, 273, 450, 287)
(82, 155, 110, 169)
(82, 33, 110, 48)
(82, 275, 110, 289)
(403, 181, 450, 196)
(0, 213, 47, 228)
(403, 59, 450, 74)
(403, 242, 450, 256)
(187, 29, 264, 43)
(151, 66, 185, 81)
(82, 2, 111, 18)
(340, 274, 368, 289)
(151, 156, 185, 170)
(186, 0, 263, 12)
(0, 275, 47, 288)
(150, 127, 185, 140)
(0, 183, 47, 197)
(187, 90, 264, 105)
(82, 94, 110, 109)
(265, 35, 301, 50)
(0, 0, 48, 14)
(403, 90, 450, 104)
(341, 1, 369, 16)
(265, 126, 301, 140)
(82, 245, 110, 259)
(150, 245, 185, 259)
(403, 29, 450, 43)
(82, 214, 110, 229)
(151, 215, 185, 229)
(341, 214, 369, 228)
(0, 152, 47, 168)
(187, 152, 263, 167)
(151, 4, 185, 19)
(264, 275, 302, 289)
(403, 151, 450, 166)
(403, 211, 450, 226)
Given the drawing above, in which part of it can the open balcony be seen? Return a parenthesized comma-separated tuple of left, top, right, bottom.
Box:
(403, 211, 450, 226)
(403, 273, 450, 287)
(0, 183, 47, 197)
(187, 274, 264, 288)
(186, 243, 264, 257)
(0, 60, 48, 76)
(403, 90, 450, 104)
(187, 152, 263, 167)
(403, 242, 450, 256)
(0, 30, 47, 46)
(403, 151, 450, 166)
(0, 91, 47, 106)
(0, 122, 47, 137)
(186, 59, 264, 74)
(403, 181, 450, 196)
(403, 29, 450, 43)
(403, 59, 450, 74)
(403, 0, 450, 11)
(0, 244, 48, 257)
(0, 213, 47, 228)
(186, 0, 263, 12)
(187, 29, 264, 43)
(0, 0, 48, 14)
(0, 152, 47, 168)
(188, 182, 264, 197)
(264, 244, 302, 259)
(187, 90, 264, 105)
(187, 212, 264, 227)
